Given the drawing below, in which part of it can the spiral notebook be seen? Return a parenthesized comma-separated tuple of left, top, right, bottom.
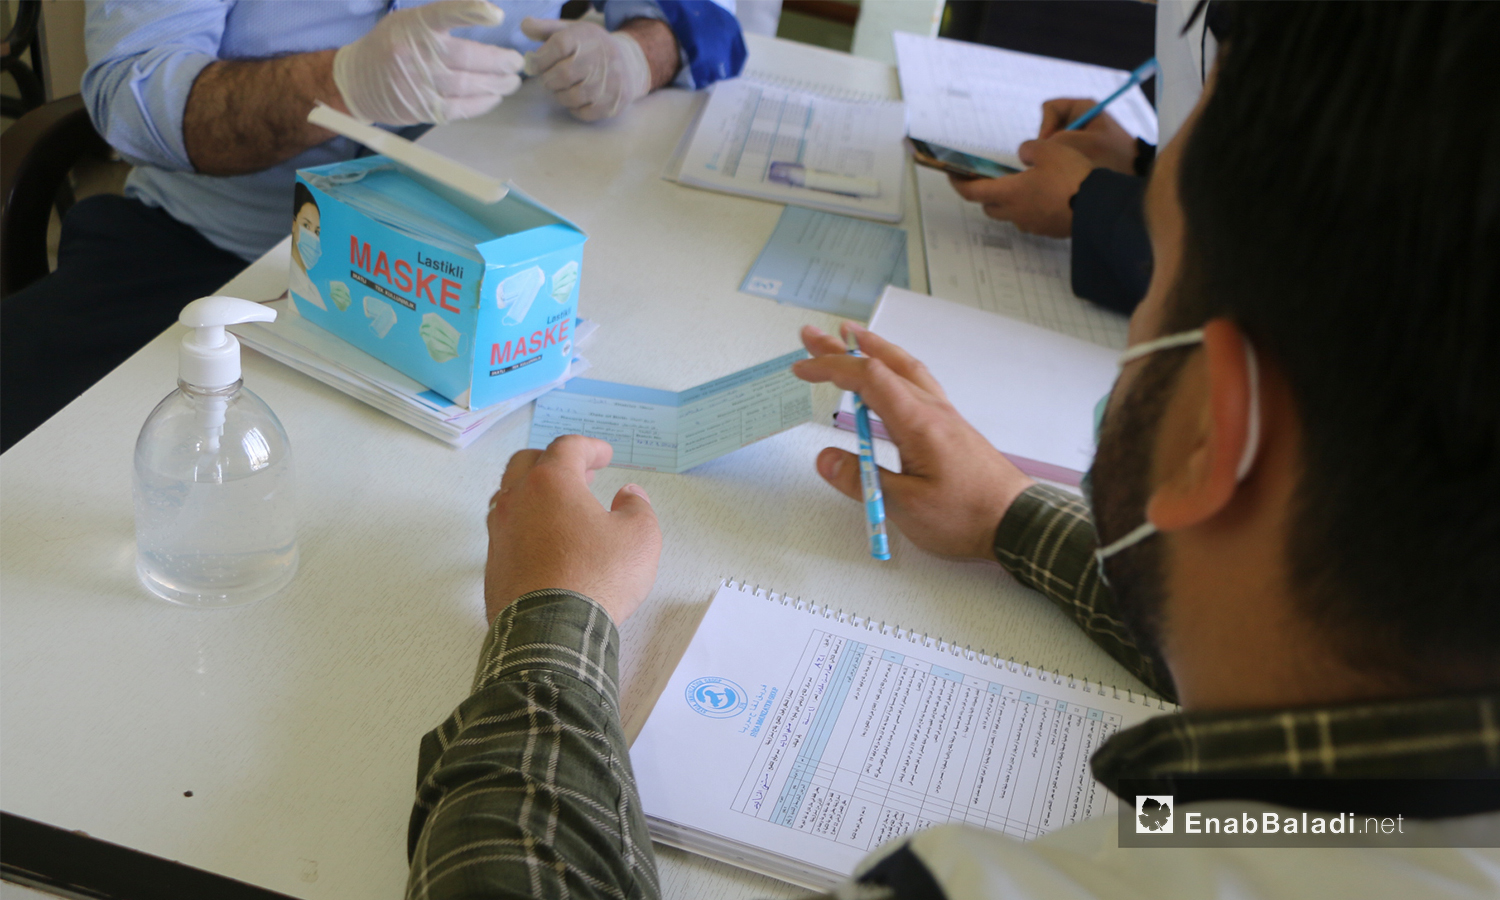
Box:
(665, 78, 907, 222)
(630, 580, 1173, 890)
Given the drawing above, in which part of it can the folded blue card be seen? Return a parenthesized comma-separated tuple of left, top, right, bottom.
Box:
(527, 350, 812, 473)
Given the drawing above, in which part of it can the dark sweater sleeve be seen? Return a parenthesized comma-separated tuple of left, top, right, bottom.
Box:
(1069, 168, 1153, 315)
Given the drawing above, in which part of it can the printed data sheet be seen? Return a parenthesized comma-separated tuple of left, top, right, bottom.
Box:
(528, 350, 813, 473)
(742, 207, 909, 320)
(917, 167, 1128, 349)
(733, 631, 1122, 847)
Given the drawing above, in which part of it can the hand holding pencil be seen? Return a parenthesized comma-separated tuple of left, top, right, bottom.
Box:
(791, 323, 1034, 562)
(947, 56, 1156, 235)
(1036, 98, 1139, 175)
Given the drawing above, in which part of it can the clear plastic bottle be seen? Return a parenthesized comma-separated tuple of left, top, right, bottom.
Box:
(132, 297, 297, 608)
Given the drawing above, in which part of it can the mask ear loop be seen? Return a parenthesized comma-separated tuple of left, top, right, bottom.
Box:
(1093, 329, 1207, 580)
(1235, 336, 1261, 480)
(1094, 330, 1260, 583)
(1117, 329, 1205, 366)
(1117, 329, 1259, 478)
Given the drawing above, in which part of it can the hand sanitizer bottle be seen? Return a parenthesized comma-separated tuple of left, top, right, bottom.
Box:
(133, 296, 298, 608)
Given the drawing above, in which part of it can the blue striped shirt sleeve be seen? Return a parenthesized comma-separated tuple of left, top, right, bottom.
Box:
(82, 1, 232, 172)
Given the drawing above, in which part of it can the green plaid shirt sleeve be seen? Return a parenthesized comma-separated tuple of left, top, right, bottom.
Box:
(992, 484, 1178, 703)
(406, 590, 660, 900)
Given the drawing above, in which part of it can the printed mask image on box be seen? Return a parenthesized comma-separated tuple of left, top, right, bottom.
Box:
(420, 313, 462, 362)
(329, 280, 352, 311)
(497, 266, 545, 327)
(292, 156, 585, 410)
(364, 296, 397, 337)
(551, 260, 579, 304)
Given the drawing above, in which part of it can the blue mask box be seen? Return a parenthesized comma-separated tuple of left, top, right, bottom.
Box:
(290, 156, 585, 410)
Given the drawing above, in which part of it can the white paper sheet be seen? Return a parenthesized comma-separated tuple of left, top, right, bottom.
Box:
(672, 79, 907, 222)
(527, 350, 813, 473)
(839, 286, 1120, 483)
(894, 32, 1158, 170)
(632, 581, 1166, 889)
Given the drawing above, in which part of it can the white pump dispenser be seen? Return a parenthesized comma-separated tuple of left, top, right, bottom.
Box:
(133, 296, 298, 608)
(176, 297, 277, 453)
(178, 295, 276, 387)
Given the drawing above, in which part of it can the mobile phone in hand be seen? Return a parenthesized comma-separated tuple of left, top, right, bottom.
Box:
(907, 138, 1019, 180)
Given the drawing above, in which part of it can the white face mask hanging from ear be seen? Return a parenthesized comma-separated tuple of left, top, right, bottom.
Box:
(1090, 329, 1262, 582)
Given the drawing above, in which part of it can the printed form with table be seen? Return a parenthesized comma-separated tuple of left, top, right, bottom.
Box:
(1, 30, 1170, 899)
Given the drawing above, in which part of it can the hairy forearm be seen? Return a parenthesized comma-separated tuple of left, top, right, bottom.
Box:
(620, 18, 681, 91)
(183, 50, 350, 176)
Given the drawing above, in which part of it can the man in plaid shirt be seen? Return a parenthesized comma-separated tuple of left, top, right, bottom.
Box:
(405, 4, 1500, 898)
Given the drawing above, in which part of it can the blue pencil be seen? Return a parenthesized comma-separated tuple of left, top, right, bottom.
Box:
(1066, 57, 1159, 131)
(846, 331, 891, 561)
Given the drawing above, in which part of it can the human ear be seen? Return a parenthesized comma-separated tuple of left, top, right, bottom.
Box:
(1147, 318, 1256, 531)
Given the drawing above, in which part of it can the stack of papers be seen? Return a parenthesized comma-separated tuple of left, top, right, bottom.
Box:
(232, 298, 595, 448)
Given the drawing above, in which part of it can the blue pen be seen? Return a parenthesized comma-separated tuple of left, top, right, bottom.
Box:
(1066, 57, 1159, 131)
(847, 331, 891, 561)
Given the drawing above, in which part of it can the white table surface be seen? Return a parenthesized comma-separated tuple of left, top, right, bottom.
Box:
(0, 34, 1148, 900)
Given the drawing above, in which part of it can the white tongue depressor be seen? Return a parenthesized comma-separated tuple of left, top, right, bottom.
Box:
(307, 102, 509, 204)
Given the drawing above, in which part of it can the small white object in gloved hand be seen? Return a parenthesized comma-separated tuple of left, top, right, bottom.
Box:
(520, 17, 653, 122)
(334, 0, 525, 126)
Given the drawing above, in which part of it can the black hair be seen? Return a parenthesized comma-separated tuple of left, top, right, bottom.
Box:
(1168, 2, 1500, 688)
(293, 181, 318, 219)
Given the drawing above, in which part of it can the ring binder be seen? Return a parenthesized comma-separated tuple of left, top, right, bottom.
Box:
(721, 575, 1176, 708)
(636, 578, 1177, 889)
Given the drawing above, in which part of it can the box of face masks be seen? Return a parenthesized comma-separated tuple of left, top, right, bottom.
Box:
(289, 155, 583, 410)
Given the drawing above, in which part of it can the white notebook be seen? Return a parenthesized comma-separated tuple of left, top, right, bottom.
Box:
(894, 32, 1158, 171)
(666, 77, 907, 222)
(631, 580, 1171, 890)
(834, 286, 1120, 486)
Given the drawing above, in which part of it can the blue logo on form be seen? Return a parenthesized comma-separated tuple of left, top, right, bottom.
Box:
(685, 676, 748, 718)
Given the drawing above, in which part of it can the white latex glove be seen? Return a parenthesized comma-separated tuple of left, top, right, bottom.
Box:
(520, 17, 653, 122)
(333, 0, 524, 126)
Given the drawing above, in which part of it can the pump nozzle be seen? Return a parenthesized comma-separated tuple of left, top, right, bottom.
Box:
(179, 296, 276, 388)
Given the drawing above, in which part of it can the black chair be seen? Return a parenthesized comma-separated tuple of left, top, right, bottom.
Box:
(0, 94, 113, 297)
(2, 0, 46, 121)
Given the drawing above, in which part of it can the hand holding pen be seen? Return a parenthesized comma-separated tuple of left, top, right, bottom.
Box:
(1036, 57, 1157, 175)
(1063, 57, 1157, 132)
(790, 323, 1036, 562)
